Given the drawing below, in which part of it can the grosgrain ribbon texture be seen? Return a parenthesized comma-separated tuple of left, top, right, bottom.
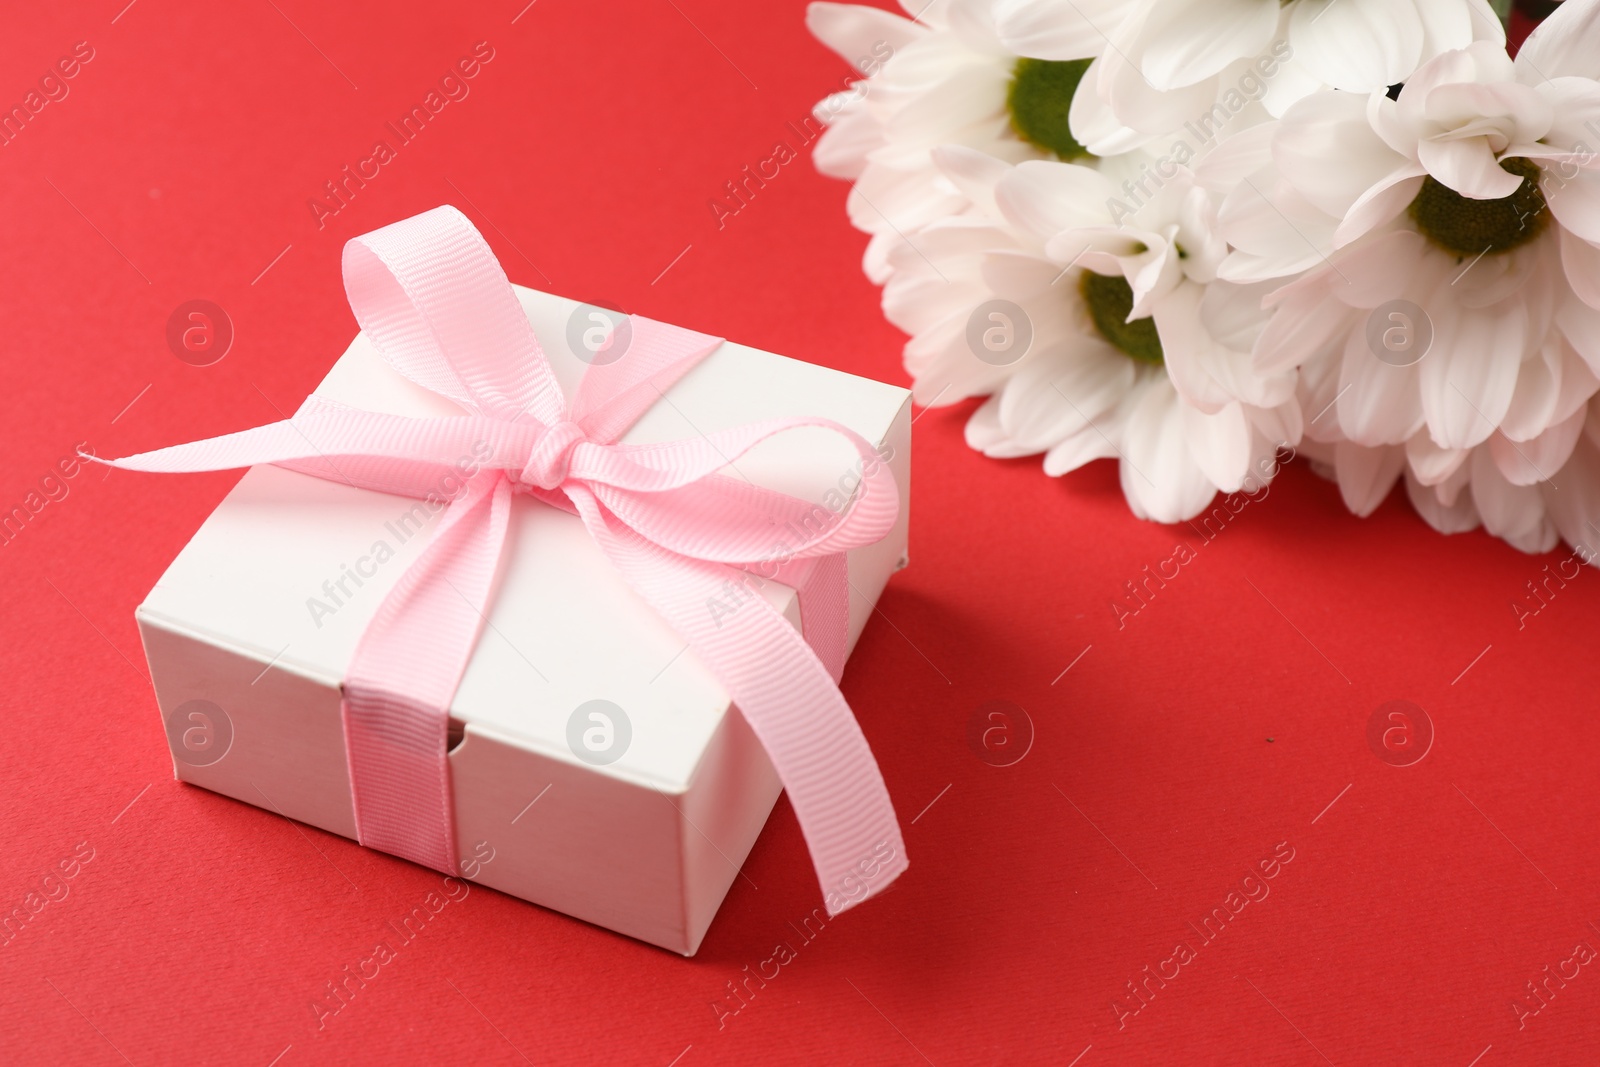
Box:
(103, 204, 908, 916)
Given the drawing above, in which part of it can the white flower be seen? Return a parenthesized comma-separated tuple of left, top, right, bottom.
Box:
(806, 0, 1580, 541)
(1214, 9, 1600, 472)
(807, 1, 1041, 283)
(808, 0, 1132, 281)
(890, 145, 1299, 521)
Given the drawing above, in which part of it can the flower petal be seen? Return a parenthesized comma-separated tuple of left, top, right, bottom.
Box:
(1254, 286, 1350, 373)
(993, 0, 1128, 61)
(1249, 399, 1305, 453)
(885, 62, 1014, 146)
(1136, 0, 1279, 92)
(1405, 432, 1469, 485)
(1491, 405, 1587, 486)
(1417, 135, 1526, 200)
(1417, 0, 1503, 55)
(1553, 338, 1600, 425)
(1193, 119, 1277, 192)
(1405, 468, 1481, 534)
(1419, 299, 1525, 449)
(931, 144, 1013, 219)
(902, 309, 1015, 404)
(1336, 171, 1426, 247)
(996, 341, 1135, 452)
(1068, 57, 1160, 156)
(1559, 222, 1600, 315)
(1201, 279, 1275, 353)
(1291, 0, 1424, 93)
(995, 160, 1117, 238)
(1098, 30, 1225, 135)
(1471, 446, 1558, 553)
(1557, 290, 1600, 376)
(1499, 338, 1563, 442)
(1181, 399, 1253, 492)
(1152, 281, 1238, 411)
(1297, 343, 1346, 443)
(1544, 168, 1600, 245)
(963, 395, 1015, 454)
(1120, 377, 1221, 521)
(846, 163, 964, 243)
(1043, 422, 1123, 474)
(1335, 440, 1405, 516)
(1516, 0, 1600, 84)
(1543, 430, 1600, 559)
(807, 2, 924, 66)
(1216, 174, 1338, 282)
(1261, 55, 1327, 119)
(1531, 77, 1600, 161)
(863, 230, 899, 285)
(1323, 228, 1437, 310)
(1423, 80, 1553, 154)
(813, 94, 882, 179)
(1274, 89, 1409, 218)
(972, 255, 1061, 317)
(1338, 328, 1427, 446)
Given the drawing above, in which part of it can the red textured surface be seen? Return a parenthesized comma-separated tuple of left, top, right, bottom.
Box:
(2, 2, 1597, 1065)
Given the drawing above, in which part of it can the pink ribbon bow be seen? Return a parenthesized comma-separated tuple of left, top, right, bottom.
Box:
(109, 205, 907, 915)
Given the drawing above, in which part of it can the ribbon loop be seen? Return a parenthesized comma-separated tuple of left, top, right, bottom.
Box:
(343, 204, 565, 426)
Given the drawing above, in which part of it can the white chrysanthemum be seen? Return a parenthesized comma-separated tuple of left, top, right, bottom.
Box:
(1213, 11, 1600, 472)
(888, 145, 1299, 521)
(807, 0, 1122, 282)
(1212, 0, 1600, 558)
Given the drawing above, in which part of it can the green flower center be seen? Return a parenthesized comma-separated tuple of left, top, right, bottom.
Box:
(1008, 58, 1094, 161)
(1408, 157, 1548, 257)
(1081, 271, 1163, 365)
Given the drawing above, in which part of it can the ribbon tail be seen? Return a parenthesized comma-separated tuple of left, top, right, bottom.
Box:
(92, 405, 537, 501)
(93, 415, 350, 473)
(568, 488, 907, 916)
(341, 469, 512, 875)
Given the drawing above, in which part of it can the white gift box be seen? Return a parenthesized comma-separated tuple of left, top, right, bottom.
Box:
(136, 285, 911, 955)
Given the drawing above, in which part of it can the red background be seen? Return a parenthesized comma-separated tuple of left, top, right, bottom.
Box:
(2, 2, 1595, 1064)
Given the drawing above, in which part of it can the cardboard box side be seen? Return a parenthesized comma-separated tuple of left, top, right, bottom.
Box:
(449, 725, 694, 953)
(140, 608, 708, 954)
(841, 393, 912, 656)
(677, 704, 785, 955)
(138, 611, 358, 840)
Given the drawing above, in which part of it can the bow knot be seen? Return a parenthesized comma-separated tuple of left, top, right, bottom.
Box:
(520, 419, 586, 490)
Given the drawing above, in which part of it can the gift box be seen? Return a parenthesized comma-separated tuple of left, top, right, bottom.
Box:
(128, 208, 911, 955)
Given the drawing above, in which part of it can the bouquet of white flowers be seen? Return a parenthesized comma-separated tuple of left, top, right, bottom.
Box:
(809, 0, 1600, 560)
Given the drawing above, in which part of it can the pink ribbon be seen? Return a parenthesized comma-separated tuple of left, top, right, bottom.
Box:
(110, 206, 906, 915)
